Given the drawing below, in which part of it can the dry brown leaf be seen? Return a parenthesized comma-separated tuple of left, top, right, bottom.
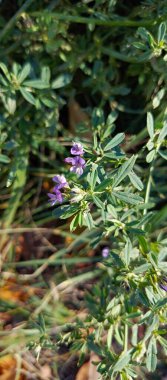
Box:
(0, 280, 35, 302)
(76, 355, 100, 380)
(0, 355, 24, 380)
(68, 99, 90, 135)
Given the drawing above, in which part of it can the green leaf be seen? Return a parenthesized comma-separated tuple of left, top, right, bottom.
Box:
(70, 213, 80, 231)
(102, 111, 117, 139)
(146, 337, 157, 372)
(145, 286, 156, 305)
(124, 238, 132, 267)
(92, 108, 104, 129)
(87, 340, 103, 356)
(113, 351, 131, 373)
(60, 204, 78, 219)
(6, 93, 16, 114)
(41, 97, 55, 108)
(107, 204, 118, 219)
(153, 297, 167, 311)
(83, 212, 95, 229)
(144, 316, 159, 342)
(131, 325, 138, 346)
(146, 149, 155, 163)
(158, 150, 167, 160)
(128, 170, 143, 191)
(20, 87, 36, 105)
(0, 154, 10, 163)
(0, 62, 11, 81)
(51, 73, 72, 89)
(18, 63, 31, 83)
(158, 22, 166, 43)
(87, 163, 98, 190)
(134, 262, 151, 274)
(112, 155, 136, 187)
(147, 112, 154, 139)
(152, 88, 165, 109)
(41, 66, 51, 84)
(103, 133, 125, 152)
(24, 79, 50, 89)
(157, 122, 167, 143)
(104, 150, 125, 159)
(137, 213, 154, 229)
(106, 110, 118, 125)
(113, 191, 143, 205)
(92, 195, 104, 209)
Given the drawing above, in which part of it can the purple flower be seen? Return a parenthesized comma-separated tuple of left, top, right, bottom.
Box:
(52, 174, 68, 189)
(64, 156, 86, 176)
(71, 142, 84, 156)
(47, 188, 63, 205)
(102, 247, 110, 258)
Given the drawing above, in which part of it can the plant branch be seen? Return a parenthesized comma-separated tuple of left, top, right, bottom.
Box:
(31, 11, 167, 28)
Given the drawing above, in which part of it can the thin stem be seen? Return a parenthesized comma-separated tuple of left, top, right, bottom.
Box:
(0, 0, 35, 41)
(4, 256, 99, 268)
(124, 324, 128, 352)
(31, 11, 167, 28)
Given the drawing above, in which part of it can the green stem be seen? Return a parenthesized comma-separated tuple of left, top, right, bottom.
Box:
(101, 47, 142, 63)
(31, 11, 167, 28)
(4, 256, 99, 268)
(124, 324, 128, 352)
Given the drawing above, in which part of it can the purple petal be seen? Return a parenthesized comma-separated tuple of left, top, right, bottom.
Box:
(47, 189, 63, 205)
(64, 157, 75, 164)
(160, 284, 167, 292)
(74, 156, 85, 166)
(70, 166, 83, 175)
(71, 142, 84, 156)
(102, 247, 109, 258)
(48, 193, 56, 199)
(52, 174, 68, 188)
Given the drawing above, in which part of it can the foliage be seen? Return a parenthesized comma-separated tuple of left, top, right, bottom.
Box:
(0, 1, 167, 379)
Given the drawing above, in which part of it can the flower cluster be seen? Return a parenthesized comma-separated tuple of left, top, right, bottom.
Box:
(48, 142, 85, 205)
(64, 142, 85, 175)
(48, 175, 69, 205)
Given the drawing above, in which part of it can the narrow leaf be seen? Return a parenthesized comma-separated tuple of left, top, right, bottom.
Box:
(158, 22, 166, 43)
(152, 88, 165, 109)
(0, 154, 10, 163)
(112, 155, 136, 187)
(20, 87, 36, 105)
(104, 133, 125, 152)
(124, 238, 132, 266)
(113, 351, 131, 372)
(128, 170, 143, 191)
(146, 149, 155, 163)
(51, 73, 72, 89)
(24, 79, 49, 89)
(157, 122, 167, 143)
(92, 195, 104, 209)
(18, 63, 31, 83)
(113, 191, 143, 205)
(146, 337, 157, 372)
(158, 150, 167, 160)
(147, 112, 154, 139)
